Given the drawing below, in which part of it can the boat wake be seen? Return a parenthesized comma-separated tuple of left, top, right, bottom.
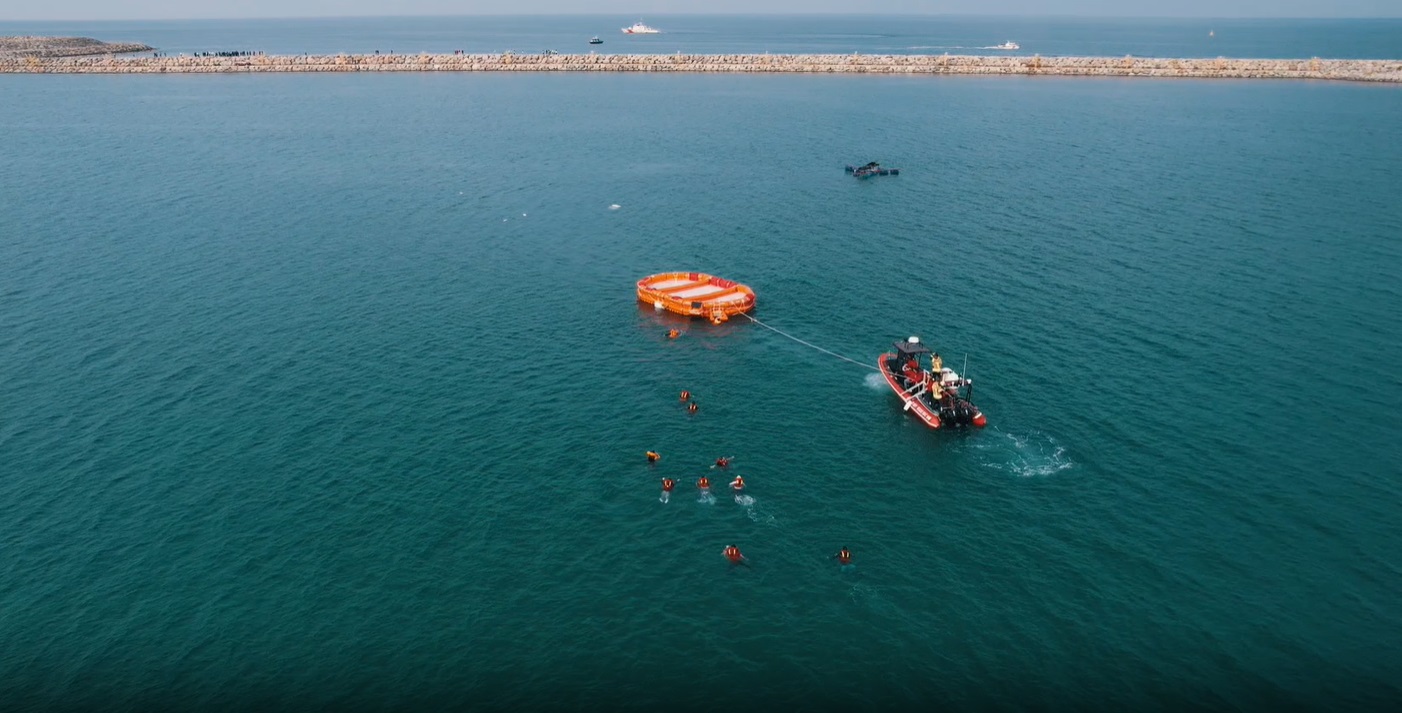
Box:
(969, 429, 1073, 477)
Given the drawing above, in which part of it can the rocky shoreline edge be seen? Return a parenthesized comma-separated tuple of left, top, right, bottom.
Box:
(0, 36, 154, 59)
(3, 52, 1400, 82)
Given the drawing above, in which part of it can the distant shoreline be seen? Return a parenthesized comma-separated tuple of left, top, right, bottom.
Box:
(3, 53, 1400, 82)
(0, 36, 153, 58)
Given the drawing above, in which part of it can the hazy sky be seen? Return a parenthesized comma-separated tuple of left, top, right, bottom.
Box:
(4, 0, 1399, 21)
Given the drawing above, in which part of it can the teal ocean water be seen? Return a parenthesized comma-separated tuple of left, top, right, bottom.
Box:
(3, 28, 1402, 711)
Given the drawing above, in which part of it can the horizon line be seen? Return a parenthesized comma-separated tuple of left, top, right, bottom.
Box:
(5, 12, 1402, 23)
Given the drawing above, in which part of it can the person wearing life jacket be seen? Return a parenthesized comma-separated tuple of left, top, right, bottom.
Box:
(723, 544, 747, 565)
(833, 547, 852, 566)
(646, 451, 660, 463)
(680, 390, 690, 402)
(697, 475, 710, 492)
(729, 475, 745, 493)
(661, 478, 675, 492)
(667, 328, 680, 339)
(687, 402, 698, 413)
(714, 456, 730, 469)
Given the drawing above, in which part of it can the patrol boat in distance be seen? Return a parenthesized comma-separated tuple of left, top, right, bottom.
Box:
(878, 336, 987, 429)
(991, 41, 1020, 50)
(622, 21, 660, 34)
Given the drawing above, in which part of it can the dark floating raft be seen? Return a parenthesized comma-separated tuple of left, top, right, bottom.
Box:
(845, 161, 900, 178)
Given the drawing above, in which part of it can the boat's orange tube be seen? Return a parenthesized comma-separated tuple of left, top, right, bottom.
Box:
(637, 272, 756, 318)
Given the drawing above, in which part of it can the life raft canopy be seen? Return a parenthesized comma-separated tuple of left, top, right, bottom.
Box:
(636, 271, 756, 319)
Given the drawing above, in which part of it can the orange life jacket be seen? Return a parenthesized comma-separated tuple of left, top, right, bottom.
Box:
(732, 477, 745, 488)
(839, 550, 851, 564)
(662, 479, 674, 491)
(680, 390, 690, 401)
(698, 477, 709, 488)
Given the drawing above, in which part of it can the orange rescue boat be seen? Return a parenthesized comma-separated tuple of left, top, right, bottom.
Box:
(637, 272, 756, 321)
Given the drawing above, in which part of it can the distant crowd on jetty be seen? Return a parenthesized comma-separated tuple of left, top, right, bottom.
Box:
(3, 52, 1400, 83)
(192, 51, 263, 58)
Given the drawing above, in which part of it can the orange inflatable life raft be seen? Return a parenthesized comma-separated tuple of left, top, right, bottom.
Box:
(637, 272, 756, 319)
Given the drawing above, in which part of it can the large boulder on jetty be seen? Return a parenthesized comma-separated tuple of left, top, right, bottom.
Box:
(0, 36, 153, 58)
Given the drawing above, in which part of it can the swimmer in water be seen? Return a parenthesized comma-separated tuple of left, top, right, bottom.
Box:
(646, 451, 660, 463)
(713, 456, 731, 469)
(832, 547, 852, 566)
(660, 477, 675, 503)
(723, 544, 749, 566)
(687, 402, 698, 413)
(680, 390, 690, 402)
(697, 475, 710, 493)
(729, 475, 745, 493)
(667, 328, 680, 339)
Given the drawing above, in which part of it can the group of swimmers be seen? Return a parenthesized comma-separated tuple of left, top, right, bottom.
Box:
(721, 545, 852, 567)
(646, 449, 852, 569)
(654, 331, 847, 568)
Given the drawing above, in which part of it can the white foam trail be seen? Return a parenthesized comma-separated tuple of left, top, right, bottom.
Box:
(864, 372, 887, 391)
(659, 491, 670, 504)
(972, 429, 1074, 478)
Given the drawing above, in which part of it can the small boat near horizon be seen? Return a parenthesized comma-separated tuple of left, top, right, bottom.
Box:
(589, 36, 603, 44)
(622, 21, 661, 34)
(991, 41, 1020, 50)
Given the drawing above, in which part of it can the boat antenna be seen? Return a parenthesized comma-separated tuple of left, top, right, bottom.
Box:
(963, 353, 970, 398)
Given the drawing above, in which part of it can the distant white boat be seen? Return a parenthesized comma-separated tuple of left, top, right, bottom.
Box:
(992, 41, 1020, 50)
(622, 21, 660, 34)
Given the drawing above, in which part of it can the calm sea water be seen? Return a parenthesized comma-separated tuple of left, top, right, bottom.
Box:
(3, 15, 1402, 59)
(2, 20, 1401, 711)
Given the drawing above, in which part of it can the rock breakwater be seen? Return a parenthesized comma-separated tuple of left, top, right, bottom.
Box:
(3, 53, 1400, 83)
(0, 36, 153, 59)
